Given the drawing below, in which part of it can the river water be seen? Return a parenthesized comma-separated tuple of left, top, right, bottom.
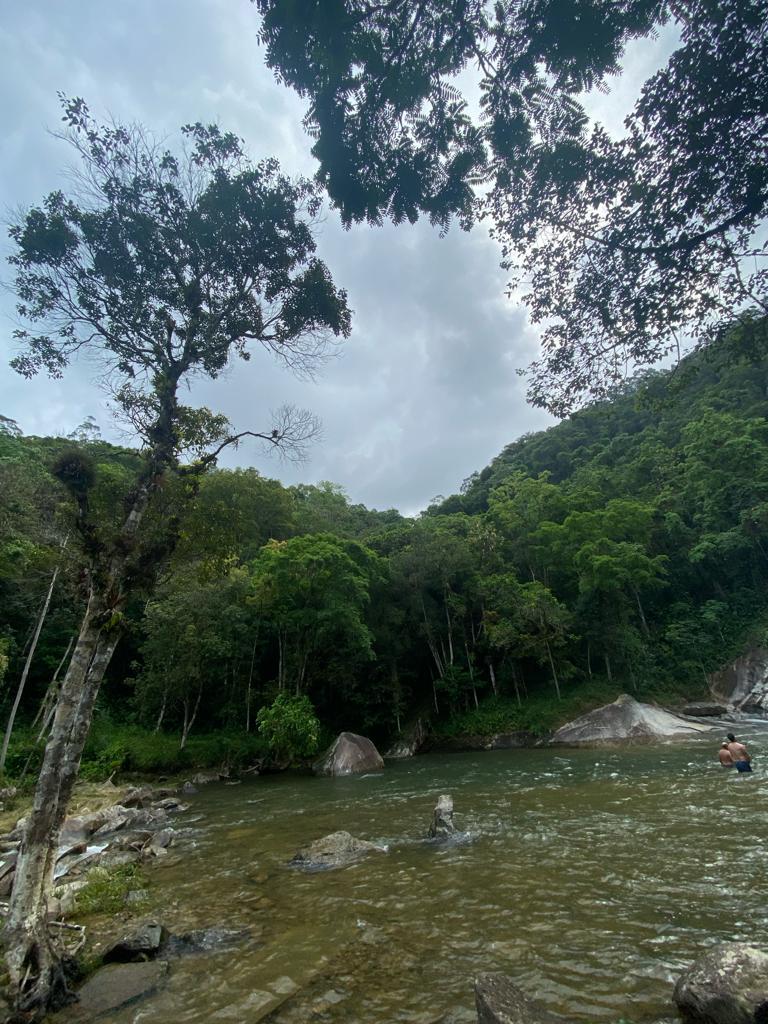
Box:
(99, 725, 768, 1024)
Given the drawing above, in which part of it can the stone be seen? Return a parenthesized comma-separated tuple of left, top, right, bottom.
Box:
(67, 961, 169, 1019)
(475, 974, 567, 1024)
(313, 731, 385, 776)
(148, 828, 174, 849)
(121, 786, 155, 809)
(681, 703, 728, 717)
(181, 781, 198, 795)
(163, 926, 252, 957)
(709, 647, 768, 713)
(103, 923, 167, 963)
(673, 943, 768, 1024)
(384, 718, 426, 759)
(428, 794, 456, 839)
(290, 830, 387, 870)
(551, 694, 715, 745)
(152, 797, 188, 812)
(191, 771, 220, 785)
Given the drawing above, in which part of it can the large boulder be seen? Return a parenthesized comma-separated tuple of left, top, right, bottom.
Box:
(64, 961, 169, 1020)
(313, 732, 384, 776)
(475, 974, 567, 1024)
(673, 944, 768, 1024)
(103, 923, 167, 964)
(709, 647, 768, 713)
(551, 694, 715, 745)
(290, 830, 387, 870)
(428, 794, 456, 840)
(681, 703, 728, 718)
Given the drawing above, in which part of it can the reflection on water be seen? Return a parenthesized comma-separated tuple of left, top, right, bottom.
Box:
(98, 727, 768, 1023)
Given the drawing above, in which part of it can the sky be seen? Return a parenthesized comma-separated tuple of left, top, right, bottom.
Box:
(0, 2, 675, 515)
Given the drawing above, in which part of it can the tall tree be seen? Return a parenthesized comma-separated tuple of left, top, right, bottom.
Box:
(2, 97, 350, 1014)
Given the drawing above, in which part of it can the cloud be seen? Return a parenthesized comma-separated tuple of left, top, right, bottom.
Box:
(0, 1, 668, 513)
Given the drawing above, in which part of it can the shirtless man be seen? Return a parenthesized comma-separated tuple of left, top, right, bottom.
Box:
(718, 742, 733, 767)
(726, 732, 752, 773)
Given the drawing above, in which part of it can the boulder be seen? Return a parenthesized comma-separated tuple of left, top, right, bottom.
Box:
(551, 694, 715, 745)
(475, 974, 567, 1024)
(66, 961, 169, 1020)
(681, 703, 728, 717)
(384, 719, 427, 759)
(191, 771, 220, 786)
(709, 647, 768, 712)
(181, 781, 198, 795)
(488, 731, 538, 749)
(428, 794, 456, 839)
(163, 926, 252, 957)
(313, 732, 384, 776)
(103, 923, 167, 963)
(290, 830, 387, 870)
(673, 944, 768, 1024)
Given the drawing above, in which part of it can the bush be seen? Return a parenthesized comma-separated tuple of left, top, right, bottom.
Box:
(256, 692, 321, 762)
(70, 863, 147, 917)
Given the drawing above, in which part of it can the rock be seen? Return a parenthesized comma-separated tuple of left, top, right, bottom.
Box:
(428, 794, 456, 839)
(551, 694, 716, 745)
(67, 961, 169, 1019)
(681, 703, 728, 717)
(673, 943, 768, 1024)
(709, 647, 768, 713)
(291, 830, 387, 870)
(121, 786, 156, 809)
(181, 781, 198, 795)
(163, 926, 252, 957)
(313, 732, 385, 776)
(103, 923, 167, 963)
(152, 797, 188, 812)
(148, 828, 174, 849)
(385, 718, 427, 759)
(475, 973, 567, 1024)
(488, 731, 538, 749)
(191, 771, 220, 786)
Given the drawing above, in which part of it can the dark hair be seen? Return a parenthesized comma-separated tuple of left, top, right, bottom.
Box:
(727, 733, 736, 742)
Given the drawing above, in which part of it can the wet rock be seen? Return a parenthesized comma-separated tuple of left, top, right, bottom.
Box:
(0, 852, 16, 898)
(551, 694, 715, 745)
(709, 647, 768, 712)
(290, 830, 387, 870)
(152, 797, 188, 813)
(103, 923, 167, 963)
(148, 828, 174, 850)
(191, 771, 220, 786)
(428, 794, 456, 839)
(488, 731, 538, 749)
(475, 974, 567, 1024)
(121, 786, 156, 809)
(673, 943, 768, 1024)
(181, 781, 198, 795)
(385, 718, 427, 759)
(313, 732, 384, 776)
(163, 926, 252, 957)
(681, 703, 728, 717)
(66, 961, 169, 1020)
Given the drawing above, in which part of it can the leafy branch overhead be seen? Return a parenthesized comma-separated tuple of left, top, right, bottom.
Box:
(255, 0, 768, 411)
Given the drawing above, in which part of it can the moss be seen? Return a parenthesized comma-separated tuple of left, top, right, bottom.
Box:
(71, 863, 148, 918)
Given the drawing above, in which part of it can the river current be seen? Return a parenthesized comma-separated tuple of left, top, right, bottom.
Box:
(99, 724, 768, 1023)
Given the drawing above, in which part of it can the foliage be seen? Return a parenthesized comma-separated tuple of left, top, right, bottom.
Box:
(69, 864, 148, 918)
(255, 1, 768, 410)
(256, 692, 321, 761)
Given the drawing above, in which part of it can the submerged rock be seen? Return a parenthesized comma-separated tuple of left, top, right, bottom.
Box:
(66, 961, 169, 1020)
(673, 943, 768, 1024)
(163, 926, 252, 957)
(551, 694, 715, 745)
(103, 923, 167, 963)
(681, 703, 728, 717)
(290, 830, 387, 870)
(313, 732, 384, 776)
(428, 794, 456, 840)
(475, 974, 567, 1024)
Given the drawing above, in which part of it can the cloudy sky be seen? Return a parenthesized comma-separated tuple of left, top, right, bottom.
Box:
(0, 2, 674, 514)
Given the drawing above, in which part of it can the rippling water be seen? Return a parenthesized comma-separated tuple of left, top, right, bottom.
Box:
(98, 726, 768, 1023)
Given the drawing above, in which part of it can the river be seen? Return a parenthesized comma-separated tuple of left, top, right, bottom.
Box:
(97, 725, 768, 1023)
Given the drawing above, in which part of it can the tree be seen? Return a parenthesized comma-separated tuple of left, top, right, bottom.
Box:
(256, 692, 321, 762)
(255, 0, 768, 409)
(2, 97, 350, 1014)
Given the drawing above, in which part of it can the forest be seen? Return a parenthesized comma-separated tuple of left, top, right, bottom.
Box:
(3, 320, 768, 776)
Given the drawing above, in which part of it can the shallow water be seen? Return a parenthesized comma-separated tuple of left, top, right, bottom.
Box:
(100, 727, 768, 1023)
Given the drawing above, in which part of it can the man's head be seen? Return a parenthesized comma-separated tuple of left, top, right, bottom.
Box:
(727, 732, 736, 743)
(722, 742, 730, 749)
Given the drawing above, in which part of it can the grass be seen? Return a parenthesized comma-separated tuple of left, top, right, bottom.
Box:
(69, 863, 148, 918)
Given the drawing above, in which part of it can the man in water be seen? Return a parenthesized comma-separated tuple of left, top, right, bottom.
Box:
(718, 742, 734, 767)
(726, 732, 752, 773)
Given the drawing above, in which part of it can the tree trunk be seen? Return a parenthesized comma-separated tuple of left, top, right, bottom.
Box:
(180, 683, 203, 750)
(633, 587, 650, 636)
(154, 688, 168, 734)
(586, 641, 592, 680)
(246, 636, 257, 733)
(488, 660, 498, 697)
(604, 652, 613, 682)
(2, 593, 116, 1013)
(545, 639, 561, 699)
(0, 555, 64, 774)
(32, 636, 74, 744)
